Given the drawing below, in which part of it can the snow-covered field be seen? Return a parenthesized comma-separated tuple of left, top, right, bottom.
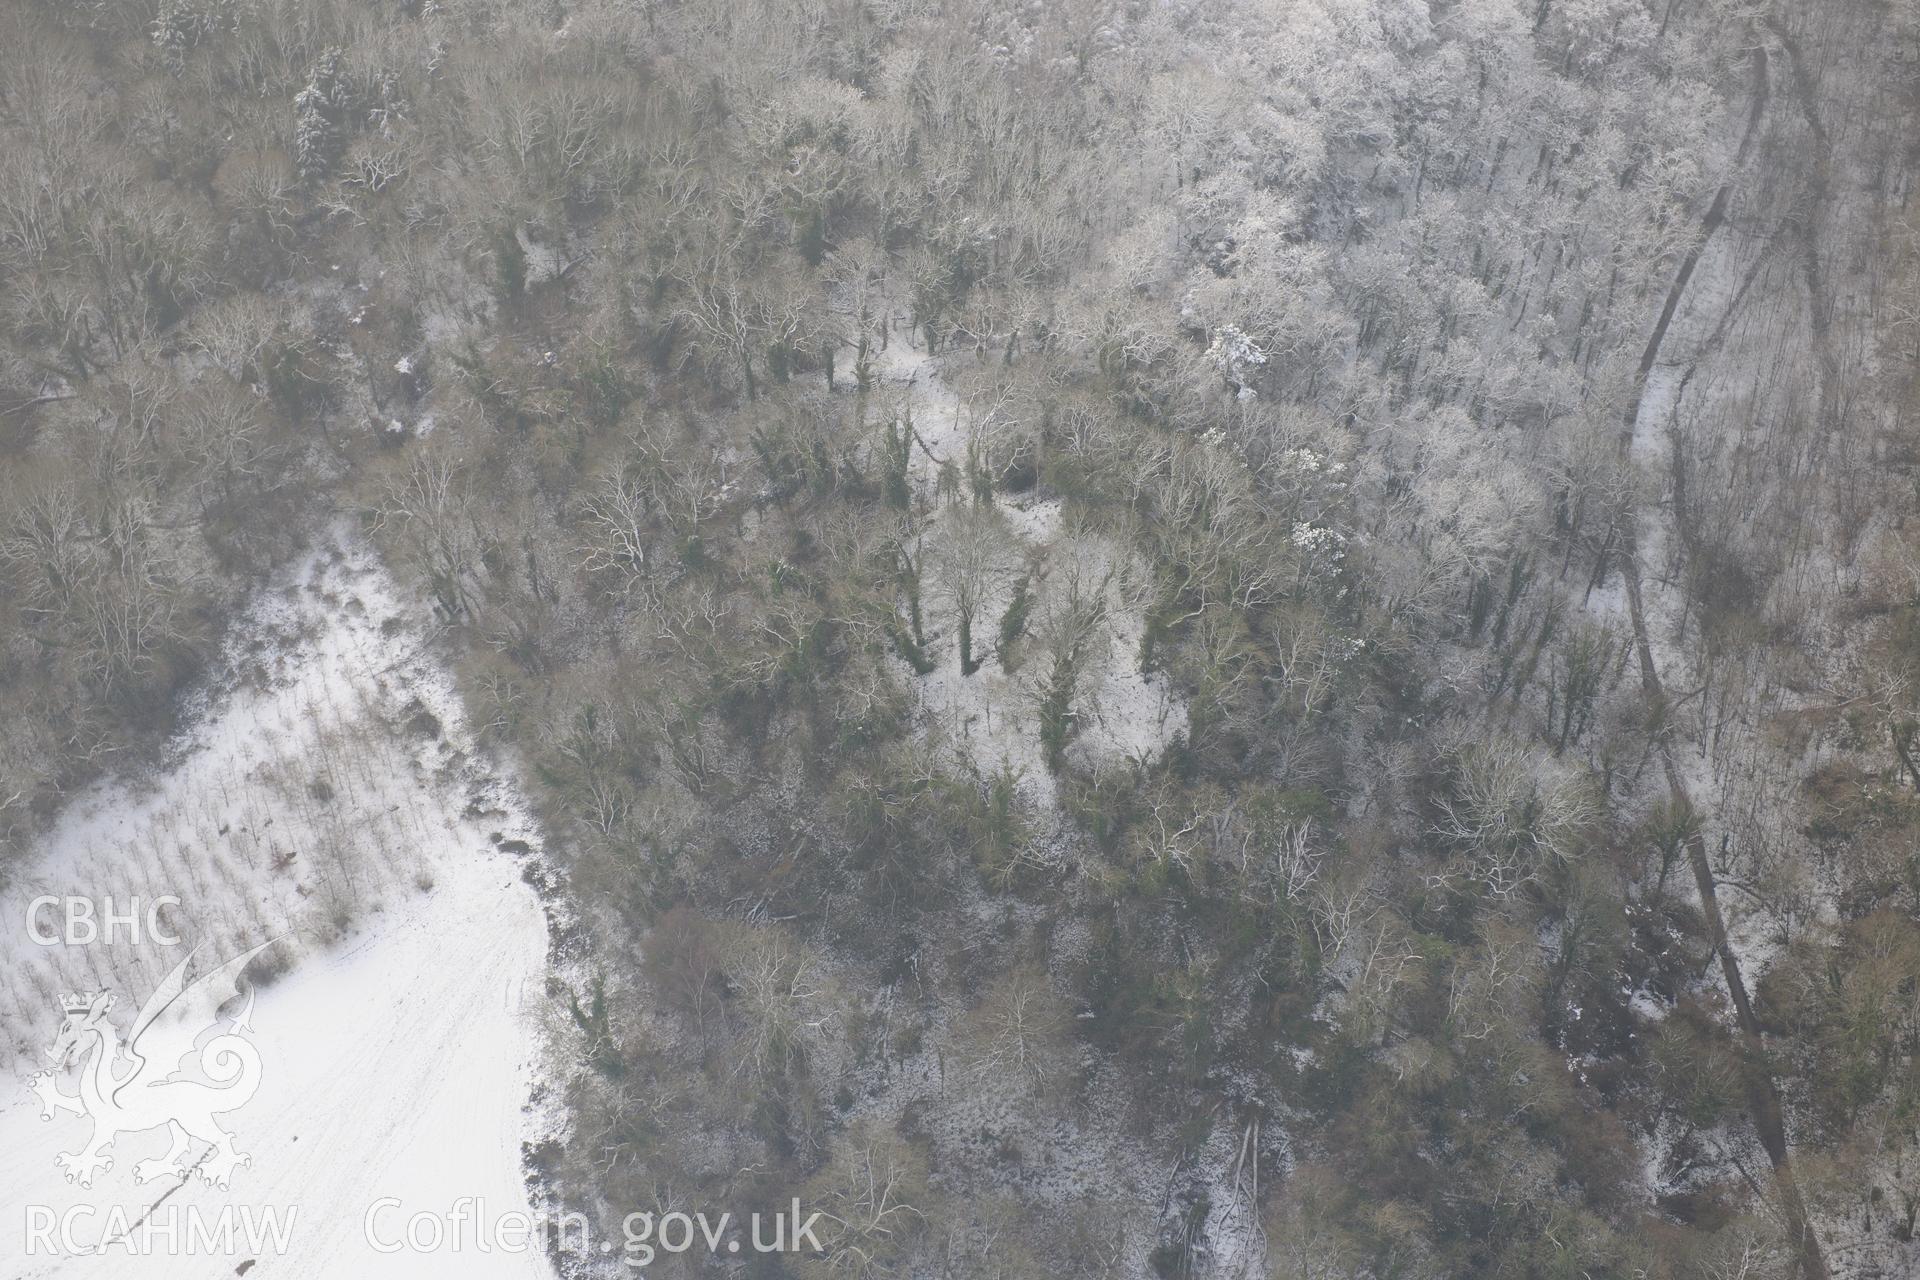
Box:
(0, 537, 557, 1277)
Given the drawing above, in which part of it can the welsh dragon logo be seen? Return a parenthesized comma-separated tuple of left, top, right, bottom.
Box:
(28, 940, 276, 1191)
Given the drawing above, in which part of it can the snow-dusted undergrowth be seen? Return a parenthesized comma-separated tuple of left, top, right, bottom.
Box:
(876, 321, 1188, 806)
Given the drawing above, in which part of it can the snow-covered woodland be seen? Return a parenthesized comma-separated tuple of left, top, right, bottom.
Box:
(2, 0, 1919, 1276)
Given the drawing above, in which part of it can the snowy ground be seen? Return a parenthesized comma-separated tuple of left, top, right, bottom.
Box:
(874, 316, 1187, 807)
(0, 536, 558, 1277)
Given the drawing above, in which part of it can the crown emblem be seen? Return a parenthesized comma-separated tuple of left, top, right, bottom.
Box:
(59, 993, 95, 1014)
